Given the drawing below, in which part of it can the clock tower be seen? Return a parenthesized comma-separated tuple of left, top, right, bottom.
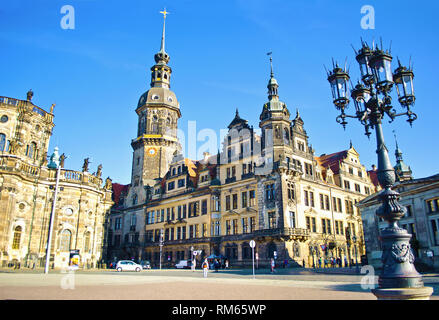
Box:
(131, 9, 182, 188)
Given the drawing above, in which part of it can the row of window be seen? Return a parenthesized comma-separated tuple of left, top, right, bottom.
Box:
(12, 227, 92, 252)
(305, 216, 357, 236)
(343, 179, 371, 195)
(427, 198, 439, 214)
(146, 200, 209, 224)
(0, 134, 39, 159)
(225, 190, 256, 210)
(225, 217, 256, 235)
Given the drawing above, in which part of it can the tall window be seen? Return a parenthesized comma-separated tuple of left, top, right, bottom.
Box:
(59, 229, 72, 252)
(287, 184, 295, 200)
(201, 200, 208, 215)
(268, 212, 276, 229)
(241, 191, 248, 208)
(265, 183, 275, 201)
(0, 133, 5, 152)
(249, 190, 256, 206)
(289, 211, 296, 228)
(26, 142, 37, 159)
(242, 218, 248, 233)
(12, 226, 22, 249)
(84, 231, 91, 252)
(232, 194, 238, 209)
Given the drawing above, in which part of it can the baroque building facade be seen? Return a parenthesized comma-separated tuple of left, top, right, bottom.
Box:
(104, 16, 377, 268)
(0, 93, 113, 269)
(359, 144, 439, 270)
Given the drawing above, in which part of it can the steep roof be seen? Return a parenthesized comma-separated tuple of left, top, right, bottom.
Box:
(315, 150, 347, 175)
(112, 183, 130, 207)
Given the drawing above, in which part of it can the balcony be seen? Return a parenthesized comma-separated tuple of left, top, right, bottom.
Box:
(241, 172, 255, 180)
(225, 176, 236, 184)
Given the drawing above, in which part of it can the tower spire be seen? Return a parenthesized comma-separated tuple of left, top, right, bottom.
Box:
(159, 8, 169, 53)
(266, 52, 279, 100)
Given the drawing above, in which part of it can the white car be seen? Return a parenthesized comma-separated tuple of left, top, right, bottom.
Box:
(175, 259, 193, 269)
(116, 260, 142, 272)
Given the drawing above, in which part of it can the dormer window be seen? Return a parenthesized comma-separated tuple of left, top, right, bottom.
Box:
(152, 95, 160, 100)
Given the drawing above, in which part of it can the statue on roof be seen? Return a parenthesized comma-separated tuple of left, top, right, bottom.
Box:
(60, 153, 66, 168)
(96, 164, 102, 178)
(104, 177, 112, 190)
(82, 158, 90, 172)
(26, 89, 33, 101)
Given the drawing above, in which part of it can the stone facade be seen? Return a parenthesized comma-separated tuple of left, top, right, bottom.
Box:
(0, 94, 113, 269)
(358, 173, 439, 270)
(104, 16, 376, 269)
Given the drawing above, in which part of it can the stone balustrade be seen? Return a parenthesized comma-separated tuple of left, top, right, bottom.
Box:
(0, 154, 103, 189)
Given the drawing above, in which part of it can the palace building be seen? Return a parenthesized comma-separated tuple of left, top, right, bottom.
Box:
(104, 14, 377, 268)
(0, 92, 113, 269)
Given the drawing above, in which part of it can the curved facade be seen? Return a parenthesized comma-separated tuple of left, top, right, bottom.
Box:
(0, 94, 113, 269)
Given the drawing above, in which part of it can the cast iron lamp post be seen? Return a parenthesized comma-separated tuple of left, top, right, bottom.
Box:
(326, 40, 432, 300)
(352, 235, 359, 273)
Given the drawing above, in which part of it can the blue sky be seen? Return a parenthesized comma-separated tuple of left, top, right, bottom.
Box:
(1, 0, 438, 184)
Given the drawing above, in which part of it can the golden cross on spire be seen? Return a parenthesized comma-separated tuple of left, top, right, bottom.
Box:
(160, 8, 169, 19)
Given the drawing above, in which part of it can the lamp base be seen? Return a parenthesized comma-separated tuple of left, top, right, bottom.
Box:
(372, 287, 433, 300)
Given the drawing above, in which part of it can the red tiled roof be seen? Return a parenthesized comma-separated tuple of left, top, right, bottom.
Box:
(367, 170, 380, 190)
(112, 183, 129, 206)
(315, 150, 347, 175)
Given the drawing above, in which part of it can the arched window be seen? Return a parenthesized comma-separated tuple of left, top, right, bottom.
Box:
(12, 226, 22, 249)
(284, 128, 290, 144)
(132, 194, 138, 205)
(0, 134, 5, 152)
(59, 229, 72, 252)
(84, 231, 91, 252)
(26, 142, 37, 159)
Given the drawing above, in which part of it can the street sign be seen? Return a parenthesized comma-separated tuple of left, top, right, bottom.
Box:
(193, 251, 197, 256)
(249, 240, 256, 248)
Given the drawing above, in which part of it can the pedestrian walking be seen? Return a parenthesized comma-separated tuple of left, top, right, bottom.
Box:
(330, 257, 334, 268)
(270, 258, 275, 273)
(225, 259, 229, 269)
(344, 257, 348, 268)
(214, 259, 219, 272)
(318, 257, 322, 268)
(283, 259, 288, 268)
(202, 259, 209, 278)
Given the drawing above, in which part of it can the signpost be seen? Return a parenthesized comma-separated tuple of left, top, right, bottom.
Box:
(250, 240, 256, 279)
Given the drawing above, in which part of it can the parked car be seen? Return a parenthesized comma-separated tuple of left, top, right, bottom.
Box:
(140, 260, 151, 270)
(116, 260, 142, 272)
(175, 259, 192, 269)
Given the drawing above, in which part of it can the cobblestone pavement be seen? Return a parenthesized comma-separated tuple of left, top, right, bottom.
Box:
(0, 267, 438, 300)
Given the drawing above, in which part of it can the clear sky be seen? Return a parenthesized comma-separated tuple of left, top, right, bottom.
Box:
(1, 0, 438, 184)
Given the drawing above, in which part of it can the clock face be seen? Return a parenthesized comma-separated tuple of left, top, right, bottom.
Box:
(147, 147, 158, 157)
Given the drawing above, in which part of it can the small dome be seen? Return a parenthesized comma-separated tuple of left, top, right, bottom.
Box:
(137, 87, 179, 110)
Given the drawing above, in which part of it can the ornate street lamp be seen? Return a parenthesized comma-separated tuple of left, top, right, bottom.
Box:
(326, 40, 432, 300)
(352, 235, 359, 274)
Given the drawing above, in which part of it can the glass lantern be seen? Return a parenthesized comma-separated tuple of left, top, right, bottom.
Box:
(355, 43, 374, 85)
(368, 49, 393, 92)
(351, 82, 371, 113)
(393, 61, 415, 107)
(327, 66, 350, 110)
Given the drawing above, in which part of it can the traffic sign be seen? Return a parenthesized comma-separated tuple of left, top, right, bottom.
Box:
(249, 240, 256, 248)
